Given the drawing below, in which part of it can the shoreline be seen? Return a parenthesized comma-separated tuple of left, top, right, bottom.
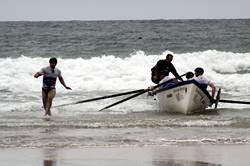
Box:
(1, 144, 250, 166)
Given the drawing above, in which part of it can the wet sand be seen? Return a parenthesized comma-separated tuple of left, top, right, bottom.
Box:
(0, 145, 250, 166)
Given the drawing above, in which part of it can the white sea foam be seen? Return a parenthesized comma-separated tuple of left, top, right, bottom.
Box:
(1, 50, 250, 112)
(1, 50, 250, 113)
(1, 50, 250, 95)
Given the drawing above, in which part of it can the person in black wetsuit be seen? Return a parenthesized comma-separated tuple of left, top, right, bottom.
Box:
(151, 53, 183, 84)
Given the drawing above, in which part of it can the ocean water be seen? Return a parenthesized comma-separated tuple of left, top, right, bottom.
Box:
(0, 19, 250, 148)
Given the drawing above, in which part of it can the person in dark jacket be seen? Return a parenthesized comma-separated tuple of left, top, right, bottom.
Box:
(151, 54, 183, 84)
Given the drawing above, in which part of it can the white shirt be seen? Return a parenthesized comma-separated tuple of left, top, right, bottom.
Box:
(194, 75, 211, 85)
(159, 76, 172, 84)
(41, 66, 61, 89)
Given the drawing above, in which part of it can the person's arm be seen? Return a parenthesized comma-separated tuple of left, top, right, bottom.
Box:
(34, 69, 44, 78)
(34, 72, 43, 78)
(58, 75, 72, 90)
(209, 82, 216, 99)
(34, 67, 46, 78)
(170, 63, 183, 81)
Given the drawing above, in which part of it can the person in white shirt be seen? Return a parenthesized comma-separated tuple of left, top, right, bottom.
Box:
(185, 71, 194, 80)
(34, 57, 72, 116)
(194, 67, 216, 99)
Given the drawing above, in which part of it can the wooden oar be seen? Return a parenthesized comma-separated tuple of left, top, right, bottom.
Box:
(54, 89, 145, 107)
(213, 88, 250, 106)
(214, 88, 221, 109)
(98, 73, 187, 112)
(98, 89, 148, 112)
(219, 99, 250, 105)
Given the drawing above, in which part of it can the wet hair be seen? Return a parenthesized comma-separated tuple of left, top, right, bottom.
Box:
(49, 57, 57, 64)
(186, 71, 194, 79)
(194, 67, 204, 75)
(166, 54, 173, 59)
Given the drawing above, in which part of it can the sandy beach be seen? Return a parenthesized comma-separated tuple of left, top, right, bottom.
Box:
(0, 145, 250, 166)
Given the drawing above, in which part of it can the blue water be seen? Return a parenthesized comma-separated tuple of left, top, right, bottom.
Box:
(0, 19, 250, 148)
(0, 19, 250, 58)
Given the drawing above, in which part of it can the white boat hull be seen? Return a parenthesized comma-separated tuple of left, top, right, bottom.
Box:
(155, 81, 211, 114)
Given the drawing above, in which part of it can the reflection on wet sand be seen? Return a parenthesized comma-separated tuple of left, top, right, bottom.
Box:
(153, 159, 221, 166)
(43, 160, 56, 166)
(43, 148, 57, 166)
(152, 146, 223, 166)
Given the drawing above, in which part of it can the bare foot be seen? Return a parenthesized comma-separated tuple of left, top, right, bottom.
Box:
(44, 111, 51, 116)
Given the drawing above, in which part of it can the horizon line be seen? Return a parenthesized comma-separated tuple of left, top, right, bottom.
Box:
(0, 17, 250, 22)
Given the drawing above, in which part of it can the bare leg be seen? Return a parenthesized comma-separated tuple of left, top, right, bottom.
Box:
(45, 89, 56, 116)
(42, 90, 47, 112)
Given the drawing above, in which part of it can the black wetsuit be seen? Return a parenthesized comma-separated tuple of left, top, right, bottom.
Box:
(151, 60, 183, 84)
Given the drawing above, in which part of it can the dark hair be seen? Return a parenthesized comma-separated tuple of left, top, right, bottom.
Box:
(49, 57, 57, 64)
(166, 54, 173, 59)
(194, 67, 204, 75)
(186, 71, 194, 79)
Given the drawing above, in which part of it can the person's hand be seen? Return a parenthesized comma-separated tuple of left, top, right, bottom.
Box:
(211, 98, 216, 103)
(209, 98, 216, 107)
(148, 91, 155, 96)
(34, 72, 41, 78)
(34, 72, 44, 78)
(65, 86, 72, 90)
(148, 86, 154, 90)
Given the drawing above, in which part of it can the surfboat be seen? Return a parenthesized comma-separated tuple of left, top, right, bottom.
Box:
(155, 80, 212, 114)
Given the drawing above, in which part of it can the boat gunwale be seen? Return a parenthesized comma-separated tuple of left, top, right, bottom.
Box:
(154, 80, 212, 101)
